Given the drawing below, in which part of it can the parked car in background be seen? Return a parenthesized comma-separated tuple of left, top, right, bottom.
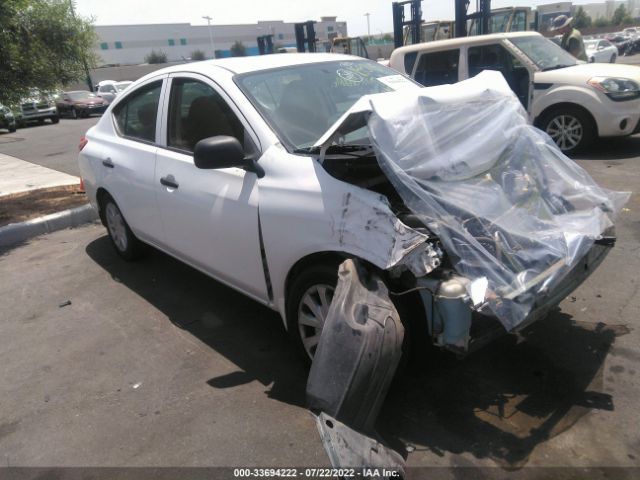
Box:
(96, 80, 133, 104)
(14, 90, 59, 127)
(585, 39, 618, 63)
(605, 33, 639, 56)
(0, 104, 17, 132)
(56, 91, 108, 119)
(390, 32, 640, 153)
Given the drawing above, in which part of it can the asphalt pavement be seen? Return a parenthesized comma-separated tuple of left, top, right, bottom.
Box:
(0, 117, 98, 177)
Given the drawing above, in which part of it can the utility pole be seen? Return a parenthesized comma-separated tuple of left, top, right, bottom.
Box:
(202, 15, 216, 59)
(68, 0, 93, 91)
(364, 12, 371, 43)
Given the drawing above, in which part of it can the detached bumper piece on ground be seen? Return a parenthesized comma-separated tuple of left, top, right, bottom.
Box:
(307, 259, 406, 474)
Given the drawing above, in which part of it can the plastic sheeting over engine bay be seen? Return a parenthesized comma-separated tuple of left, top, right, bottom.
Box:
(365, 71, 629, 330)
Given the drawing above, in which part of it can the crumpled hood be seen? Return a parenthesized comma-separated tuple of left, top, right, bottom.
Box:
(318, 71, 629, 330)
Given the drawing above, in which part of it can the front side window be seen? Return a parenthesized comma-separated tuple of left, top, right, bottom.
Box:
(414, 49, 459, 87)
(113, 81, 162, 143)
(167, 78, 246, 153)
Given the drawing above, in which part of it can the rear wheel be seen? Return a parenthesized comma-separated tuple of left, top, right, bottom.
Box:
(539, 106, 595, 154)
(8, 124, 16, 133)
(51, 115, 59, 124)
(101, 194, 144, 261)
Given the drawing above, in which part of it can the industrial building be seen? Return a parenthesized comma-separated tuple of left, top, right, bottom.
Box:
(93, 17, 347, 66)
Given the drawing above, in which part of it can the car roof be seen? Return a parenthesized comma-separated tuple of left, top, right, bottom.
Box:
(394, 31, 542, 54)
(153, 53, 366, 76)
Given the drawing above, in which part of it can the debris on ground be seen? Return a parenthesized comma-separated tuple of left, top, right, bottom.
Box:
(307, 259, 406, 473)
(0, 185, 87, 227)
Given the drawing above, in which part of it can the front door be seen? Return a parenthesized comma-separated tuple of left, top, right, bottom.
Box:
(466, 42, 534, 111)
(154, 74, 268, 302)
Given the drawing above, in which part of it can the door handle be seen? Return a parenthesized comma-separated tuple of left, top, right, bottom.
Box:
(160, 176, 179, 189)
(102, 158, 114, 168)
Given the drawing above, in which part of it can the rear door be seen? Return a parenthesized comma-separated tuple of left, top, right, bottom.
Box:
(99, 76, 166, 243)
(412, 48, 461, 87)
(154, 73, 268, 302)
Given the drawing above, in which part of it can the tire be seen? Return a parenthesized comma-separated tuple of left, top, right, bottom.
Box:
(51, 115, 59, 124)
(70, 107, 78, 119)
(610, 54, 617, 63)
(286, 263, 340, 363)
(37, 119, 45, 125)
(101, 194, 144, 261)
(538, 106, 596, 154)
(8, 124, 16, 133)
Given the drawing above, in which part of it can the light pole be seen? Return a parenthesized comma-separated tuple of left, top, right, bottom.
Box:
(364, 12, 371, 44)
(202, 15, 216, 59)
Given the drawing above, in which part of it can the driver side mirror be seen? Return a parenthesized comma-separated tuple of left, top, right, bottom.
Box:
(194, 136, 264, 178)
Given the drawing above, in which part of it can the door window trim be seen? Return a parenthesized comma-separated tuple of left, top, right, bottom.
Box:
(158, 72, 262, 157)
(109, 74, 169, 146)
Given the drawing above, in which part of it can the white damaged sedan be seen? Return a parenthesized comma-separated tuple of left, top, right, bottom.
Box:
(79, 54, 625, 361)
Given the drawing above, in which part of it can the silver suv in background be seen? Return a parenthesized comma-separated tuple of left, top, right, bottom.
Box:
(15, 90, 59, 127)
(0, 104, 17, 132)
(96, 80, 133, 104)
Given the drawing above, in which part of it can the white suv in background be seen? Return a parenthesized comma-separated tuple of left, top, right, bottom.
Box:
(390, 32, 640, 153)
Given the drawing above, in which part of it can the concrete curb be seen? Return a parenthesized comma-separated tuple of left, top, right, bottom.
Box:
(0, 204, 99, 248)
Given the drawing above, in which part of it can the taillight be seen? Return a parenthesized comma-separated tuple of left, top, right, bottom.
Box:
(78, 135, 88, 151)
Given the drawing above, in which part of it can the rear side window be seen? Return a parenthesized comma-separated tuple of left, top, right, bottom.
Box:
(113, 81, 162, 143)
(404, 52, 418, 75)
(414, 49, 459, 87)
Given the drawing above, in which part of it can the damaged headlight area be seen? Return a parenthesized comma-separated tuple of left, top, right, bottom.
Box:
(366, 70, 629, 332)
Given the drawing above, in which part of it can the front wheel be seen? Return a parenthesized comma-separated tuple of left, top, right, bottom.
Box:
(538, 107, 596, 154)
(286, 264, 339, 363)
(51, 115, 59, 124)
(8, 124, 16, 133)
(102, 195, 143, 261)
(610, 54, 617, 63)
(70, 107, 78, 119)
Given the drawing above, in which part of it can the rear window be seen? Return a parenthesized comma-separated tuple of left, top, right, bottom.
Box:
(112, 81, 162, 143)
(413, 49, 460, 87)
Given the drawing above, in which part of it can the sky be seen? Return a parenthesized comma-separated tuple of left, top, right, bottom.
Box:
(74, 0, 600, 36)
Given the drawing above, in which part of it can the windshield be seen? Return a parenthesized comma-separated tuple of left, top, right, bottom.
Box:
(235, 60, 420, 150)
(68, 91, 97, 100)
(584, 40, 597, 48)
(509, 35, 579, 71)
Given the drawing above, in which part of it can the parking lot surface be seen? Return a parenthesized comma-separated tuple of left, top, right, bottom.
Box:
(0, 117, 639, 471)
(0, 118, 98, 177)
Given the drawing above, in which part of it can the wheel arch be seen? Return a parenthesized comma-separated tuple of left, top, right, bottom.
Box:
(534, 102, 599, 137)
(96, 187, 111, 226)
(284, 251, 349, 315)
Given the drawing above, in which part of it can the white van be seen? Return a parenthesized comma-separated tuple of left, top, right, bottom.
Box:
(390, 32, 640, 153)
